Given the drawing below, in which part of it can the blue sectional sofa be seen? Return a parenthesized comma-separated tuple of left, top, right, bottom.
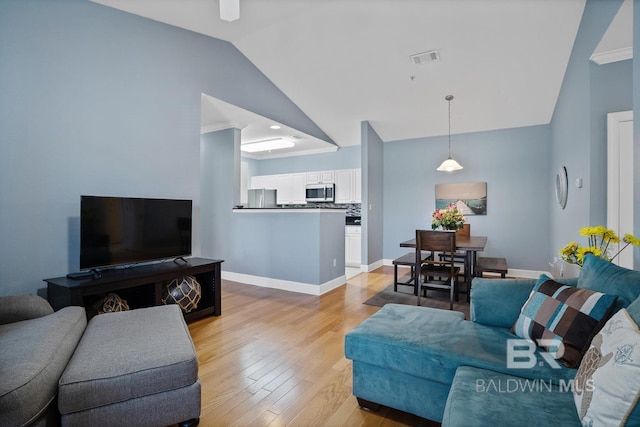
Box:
(345, 255, 640, 425)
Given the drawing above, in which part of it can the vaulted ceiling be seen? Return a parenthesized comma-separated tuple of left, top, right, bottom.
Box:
(91, 0, 631, 158)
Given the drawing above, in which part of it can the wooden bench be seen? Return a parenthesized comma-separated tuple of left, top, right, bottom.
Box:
(392, 253, 417, 294)
(475, 257, 508, 278)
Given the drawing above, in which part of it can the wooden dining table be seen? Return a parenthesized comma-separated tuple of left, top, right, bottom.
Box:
(400, 235, 488, 300)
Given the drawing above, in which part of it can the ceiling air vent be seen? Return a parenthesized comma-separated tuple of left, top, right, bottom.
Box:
(410, 50, 440, 65)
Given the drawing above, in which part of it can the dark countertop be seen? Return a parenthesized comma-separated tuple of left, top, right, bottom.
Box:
(232, 207, 346, 213)
(235, 206, 347, 210)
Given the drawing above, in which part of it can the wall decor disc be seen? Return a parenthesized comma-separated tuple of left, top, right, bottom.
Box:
(556, 166, 568, 209)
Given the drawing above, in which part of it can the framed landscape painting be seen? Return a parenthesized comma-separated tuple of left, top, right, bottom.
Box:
(435, 182, 487, 215)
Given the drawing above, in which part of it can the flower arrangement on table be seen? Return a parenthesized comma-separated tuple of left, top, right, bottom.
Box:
(559, 225, 640, 267)
(431, 203, 466, 231)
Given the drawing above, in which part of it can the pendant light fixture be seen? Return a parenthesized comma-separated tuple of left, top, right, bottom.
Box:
(437, 95, 463, 172)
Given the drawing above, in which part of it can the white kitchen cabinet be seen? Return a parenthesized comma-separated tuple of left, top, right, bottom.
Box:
(345, 225, 361, 267)
(306, 170, 334, 184)
(251, 168, 360, 205)
(276, 173, 306, 205)
(289, 173, 307, 204)
(250, 174, 277, 190)
(353, 168, 362, 202)
(335, 168, 362, 204)
(251, 173, 306, 205)
(249, 175, 263, 190)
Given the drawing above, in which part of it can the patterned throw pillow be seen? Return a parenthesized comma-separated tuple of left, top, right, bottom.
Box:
(511, 275, 617, 368)
(573, 309, 640, 426)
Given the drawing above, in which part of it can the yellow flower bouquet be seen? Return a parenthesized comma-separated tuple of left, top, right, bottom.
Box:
(431, 204, 466, 231)
(560, 225, 640, 267)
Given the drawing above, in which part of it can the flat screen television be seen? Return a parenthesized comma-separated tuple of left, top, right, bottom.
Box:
(80, 196, 192, 270)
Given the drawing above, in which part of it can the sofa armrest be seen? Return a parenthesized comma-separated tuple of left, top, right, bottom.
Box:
(0, 295, 54, 325)
(470, 277, 579, 328)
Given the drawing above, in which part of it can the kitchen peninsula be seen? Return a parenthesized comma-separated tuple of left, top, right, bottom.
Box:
(228, 207, 347, 295)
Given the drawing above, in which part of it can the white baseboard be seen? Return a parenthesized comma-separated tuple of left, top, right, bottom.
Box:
(222, 265, 549, 297)
(362, 259, 384, 272)
(222, 271, 346, 296)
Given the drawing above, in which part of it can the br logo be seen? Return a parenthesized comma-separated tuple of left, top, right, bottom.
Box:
(506, 339, 564, 369)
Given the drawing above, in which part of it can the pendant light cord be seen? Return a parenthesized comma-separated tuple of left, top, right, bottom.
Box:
(437, 94, 463, 171)
(446, 94, 454, 158)
(448, 98, 451, 157)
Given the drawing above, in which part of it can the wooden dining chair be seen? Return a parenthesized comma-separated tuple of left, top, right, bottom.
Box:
(416, 229, 460, 310)
(438, 223, 469, 300)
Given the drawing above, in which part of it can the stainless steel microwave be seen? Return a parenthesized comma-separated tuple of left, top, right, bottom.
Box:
(305, 183, 335, 202)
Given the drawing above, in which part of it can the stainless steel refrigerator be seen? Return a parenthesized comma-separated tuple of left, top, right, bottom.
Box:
(247, 189, 278, 208)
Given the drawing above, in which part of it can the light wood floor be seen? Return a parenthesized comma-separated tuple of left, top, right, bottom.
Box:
(188, 266, 446, 427)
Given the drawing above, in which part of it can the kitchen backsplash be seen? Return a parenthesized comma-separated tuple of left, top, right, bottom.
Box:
(288, 202, 361, 216)
(345, 204, 361, 216)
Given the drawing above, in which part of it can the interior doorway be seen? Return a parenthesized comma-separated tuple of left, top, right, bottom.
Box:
(607, 110, 634, 268)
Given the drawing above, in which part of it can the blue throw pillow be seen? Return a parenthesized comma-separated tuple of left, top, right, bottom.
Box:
(628, 297, 640, 325)
(578, 254, 640, 312)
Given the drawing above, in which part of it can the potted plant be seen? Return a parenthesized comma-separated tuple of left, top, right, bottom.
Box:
(560, 225, 640, 267)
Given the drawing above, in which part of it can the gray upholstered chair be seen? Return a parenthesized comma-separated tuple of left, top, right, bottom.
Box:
(0, 295, 87, 426)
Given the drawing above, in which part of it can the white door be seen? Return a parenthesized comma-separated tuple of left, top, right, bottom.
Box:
(607, 111, 634, 268)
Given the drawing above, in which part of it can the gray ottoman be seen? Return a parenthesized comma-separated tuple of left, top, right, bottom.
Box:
(58, 305, 200, 427)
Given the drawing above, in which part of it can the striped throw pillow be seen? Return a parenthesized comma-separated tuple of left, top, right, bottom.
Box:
(511, 275, 618, 368)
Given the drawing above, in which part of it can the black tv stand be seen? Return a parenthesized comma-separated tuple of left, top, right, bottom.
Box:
(47, 257, 223, 323)
(91, 268, 102, 279)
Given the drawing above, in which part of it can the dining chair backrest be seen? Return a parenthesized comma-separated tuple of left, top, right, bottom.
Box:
(416, 229, 457, 255)
(416, 229, 457, 274)
(457, 223, 470, 237)
(415, 230, 459, 309)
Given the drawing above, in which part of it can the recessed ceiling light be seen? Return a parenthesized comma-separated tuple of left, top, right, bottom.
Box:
(270, 125, 281, 130)
(241, 138, 294, 153)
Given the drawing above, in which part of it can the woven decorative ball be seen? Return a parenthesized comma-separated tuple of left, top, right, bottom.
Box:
(162, 275, 201, 313)
(97, 293, 130, 314)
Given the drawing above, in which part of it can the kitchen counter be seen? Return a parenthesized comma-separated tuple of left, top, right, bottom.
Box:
(233, 207, 346, 213)
(225, 208, 346, 295)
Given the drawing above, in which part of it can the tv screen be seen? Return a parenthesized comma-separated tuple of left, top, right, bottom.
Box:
(80, 196, 192, 270)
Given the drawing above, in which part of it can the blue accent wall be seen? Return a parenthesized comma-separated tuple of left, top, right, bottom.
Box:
(383, 125, 551, 271)
(0, 0, 332, 295)
(549, 0, 629, 274)
(201, 128, 241, 260)
(362, 121, 384, 267)
(635, 0, 640, 269)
